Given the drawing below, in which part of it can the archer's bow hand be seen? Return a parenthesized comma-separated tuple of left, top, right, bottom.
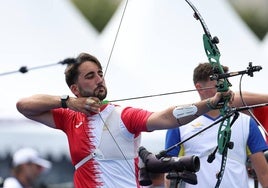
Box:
(208, 90, 234, 109)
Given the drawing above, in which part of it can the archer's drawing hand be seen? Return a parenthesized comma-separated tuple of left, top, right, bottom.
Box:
(68, 97, 101, 114)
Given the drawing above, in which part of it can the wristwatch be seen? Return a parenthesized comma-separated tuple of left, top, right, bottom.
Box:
(61, 95, 69, 108)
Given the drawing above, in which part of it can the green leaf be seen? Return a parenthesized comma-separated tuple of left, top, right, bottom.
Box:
(228, 0, 268, 41)
(71, 0, 122, 33)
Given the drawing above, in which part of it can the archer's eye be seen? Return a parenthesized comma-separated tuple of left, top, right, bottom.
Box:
(85, 72, 94, 79)
(98, 71, 103, 78)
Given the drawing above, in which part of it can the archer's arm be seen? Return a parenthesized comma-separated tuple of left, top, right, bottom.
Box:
(233, 91, 268, 107)
(146, 90, 234, 131)
(249, 152, 268, 188)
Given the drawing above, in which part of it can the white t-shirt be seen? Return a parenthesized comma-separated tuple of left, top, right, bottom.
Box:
(165, 113, 268, 188)
(3, 177, 24, 188)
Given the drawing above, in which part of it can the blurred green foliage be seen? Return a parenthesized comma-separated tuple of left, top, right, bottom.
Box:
(228, 0, 268, 41)
(240, 11, 268, 40)
(71, 0, 267, 40)
(71, 0, 122, 33)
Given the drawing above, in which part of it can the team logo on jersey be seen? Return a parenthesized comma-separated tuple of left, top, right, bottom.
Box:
(191, 122, 203, 128)
(75, 121, 83, 128)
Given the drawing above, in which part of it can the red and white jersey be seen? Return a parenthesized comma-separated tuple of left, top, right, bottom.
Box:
(52, 104, 152, 188)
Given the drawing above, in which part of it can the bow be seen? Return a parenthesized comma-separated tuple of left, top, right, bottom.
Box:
(185, 0, 233, 187)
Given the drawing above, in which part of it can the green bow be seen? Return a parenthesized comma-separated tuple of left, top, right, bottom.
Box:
(185, 1, 233, 187)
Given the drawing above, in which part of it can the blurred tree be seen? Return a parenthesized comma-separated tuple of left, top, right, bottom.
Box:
(71, 0, 267, 41)
(228, 0, 268, 41)
(71, 0, 122, 33)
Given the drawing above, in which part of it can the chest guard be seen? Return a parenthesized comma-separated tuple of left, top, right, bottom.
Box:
(94, 105, 141, 160)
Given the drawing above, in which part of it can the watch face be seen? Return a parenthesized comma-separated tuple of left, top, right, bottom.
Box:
(61, 95, 69, 100)
(61, 95, 69, 108)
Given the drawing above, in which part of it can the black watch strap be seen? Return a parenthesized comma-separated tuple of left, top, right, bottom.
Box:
(61, 95, 69, 108)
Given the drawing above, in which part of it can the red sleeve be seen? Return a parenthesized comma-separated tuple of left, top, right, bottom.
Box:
(121, 107, 153, 134)
(52, 108, 79, 132)
(52, 108, 66, 130)
(253, 106, 268, 141)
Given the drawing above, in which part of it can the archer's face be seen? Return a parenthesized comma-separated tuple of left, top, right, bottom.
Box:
(72, 61, 107, 100)
(196, 79, 217, 100)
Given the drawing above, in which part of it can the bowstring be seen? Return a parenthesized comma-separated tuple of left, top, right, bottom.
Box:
(103, 0, 129, 77)
(238, 74, 268, 137)
(97, 113, 135, 174)
(98, 0, 216, 176)
(97, 0, 136, 174)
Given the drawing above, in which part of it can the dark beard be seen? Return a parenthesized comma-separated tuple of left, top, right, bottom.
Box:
(79, 86, 107, 101)
(93, 86, 107, 101)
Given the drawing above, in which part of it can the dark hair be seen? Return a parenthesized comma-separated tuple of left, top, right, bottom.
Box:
(64, 53, 102, 87)
(193, 62, 229, 84)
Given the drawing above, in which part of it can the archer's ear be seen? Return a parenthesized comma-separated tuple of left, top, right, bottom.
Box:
(70, 84, 79, 97)
(195, 83, 202, 90)
(195, 82, 206, 96)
